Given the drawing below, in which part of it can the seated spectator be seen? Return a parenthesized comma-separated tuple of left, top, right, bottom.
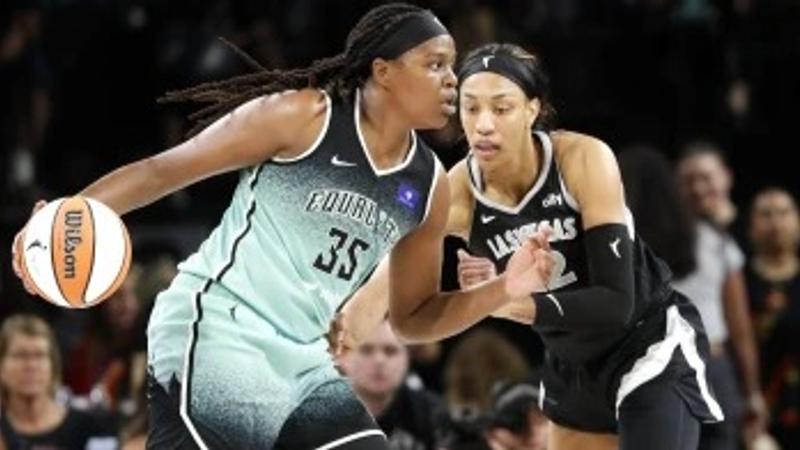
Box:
(339, 320, 444, 450)
(0, 314, 117, 450)
(746, 187, 800, 449)
(485, 380, 549, 450)
(437, 328, 531, 450)
(65, 263, 146, 413)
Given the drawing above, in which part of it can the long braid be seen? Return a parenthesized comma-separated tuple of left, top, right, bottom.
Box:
(161, 3, 427, 136)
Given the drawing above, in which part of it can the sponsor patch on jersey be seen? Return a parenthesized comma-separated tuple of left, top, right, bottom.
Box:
(396, 183, 421, 211)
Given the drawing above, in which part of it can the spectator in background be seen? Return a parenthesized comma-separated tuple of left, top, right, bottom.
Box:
(437, 328, 531, 450)
(0, 314, 117, 450)
(485, 380, 548, 450)
(339, 320, 443, 450)
(64, 264, 145, 413)
(677, 141, 746, 246)
(746, 187, 800, 449)
(677, 144, 768, 448)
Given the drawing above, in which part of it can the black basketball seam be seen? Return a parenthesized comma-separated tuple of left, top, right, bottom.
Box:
(52, 199, 70, 305)
(81, 199, 96, 305)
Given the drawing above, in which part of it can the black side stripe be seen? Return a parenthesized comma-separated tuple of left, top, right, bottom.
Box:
(185, 277, 212, 424)
(184, 164, 263, 426)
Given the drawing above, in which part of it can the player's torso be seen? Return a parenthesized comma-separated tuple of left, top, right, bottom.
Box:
(466, 131, 673, 364)
(467, 131, 589, 293)
(179, 92, 438, 339)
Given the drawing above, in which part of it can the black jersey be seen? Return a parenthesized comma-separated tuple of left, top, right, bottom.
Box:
(466, 131, 675, 363)
(0, 407, 118, 450)
(466, 132, 723, 433)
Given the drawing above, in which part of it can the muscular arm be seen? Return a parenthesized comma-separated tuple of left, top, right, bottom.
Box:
(80, 89, 327, 215)
(338, 159, 475, 346)
(503, 134, 635, 330)
(389, 168, 536, 343)
(446, 159, 476, 240)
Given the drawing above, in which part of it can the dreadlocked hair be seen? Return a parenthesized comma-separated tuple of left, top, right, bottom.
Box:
(160, 3, 429, 136)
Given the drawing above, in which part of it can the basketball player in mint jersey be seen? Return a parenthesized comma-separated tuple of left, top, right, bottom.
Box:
(12, 6, 556, 450)
(450, 44, 724, 450)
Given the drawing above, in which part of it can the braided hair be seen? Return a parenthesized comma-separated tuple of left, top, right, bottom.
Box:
(160, 3, 429, 136)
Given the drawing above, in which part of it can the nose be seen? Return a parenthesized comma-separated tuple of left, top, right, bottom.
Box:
(475, 110, 495, 135)
(443, 66, 457, 89)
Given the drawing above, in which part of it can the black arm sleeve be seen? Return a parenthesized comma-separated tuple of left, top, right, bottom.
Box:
(531, 223, 635, 331)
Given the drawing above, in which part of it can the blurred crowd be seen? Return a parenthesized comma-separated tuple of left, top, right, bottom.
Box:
(2, 0, 799, 449)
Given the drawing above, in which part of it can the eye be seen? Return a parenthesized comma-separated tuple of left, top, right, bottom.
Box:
(429, 60, 444, 71)
(495, 106, 510, 114)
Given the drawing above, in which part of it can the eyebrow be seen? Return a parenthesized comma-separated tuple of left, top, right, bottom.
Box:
(425, 51, 456, 61)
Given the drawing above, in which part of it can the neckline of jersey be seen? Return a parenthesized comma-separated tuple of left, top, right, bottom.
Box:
(469, 130, 554, 215)
(354, 89, 418, 177)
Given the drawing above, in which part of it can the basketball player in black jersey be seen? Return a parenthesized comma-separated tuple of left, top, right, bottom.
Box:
(449, 44, 724, 450)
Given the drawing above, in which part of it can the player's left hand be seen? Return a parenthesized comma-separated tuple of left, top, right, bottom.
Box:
(456, 249, 497, 289)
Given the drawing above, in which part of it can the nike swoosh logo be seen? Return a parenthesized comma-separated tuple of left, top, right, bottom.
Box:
(482, 55, 495, 69)
(610, 238, 621, 258)
(545, 294, 564, 316)
(480, 214, 496, 224)
(331, 155, 356, 167)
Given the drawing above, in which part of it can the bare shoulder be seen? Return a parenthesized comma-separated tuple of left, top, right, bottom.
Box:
(550, 130, 619, 192)
(551, 130, 616, 172)
(239, 89, 329, 158)
(447, 159, 472, 197)
(550, 130, 624, 224)
(263, 88, 327, 117)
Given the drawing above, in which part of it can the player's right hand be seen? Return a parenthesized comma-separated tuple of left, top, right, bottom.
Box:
(456, 249, 497, 289)
(503, 227, 555, 299)
(11, 200, 47, 295)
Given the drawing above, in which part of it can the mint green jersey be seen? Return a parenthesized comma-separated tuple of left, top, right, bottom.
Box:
(171, 92, 439, 343)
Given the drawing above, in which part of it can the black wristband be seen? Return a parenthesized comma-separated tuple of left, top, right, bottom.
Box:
(532, 223, 635, 330)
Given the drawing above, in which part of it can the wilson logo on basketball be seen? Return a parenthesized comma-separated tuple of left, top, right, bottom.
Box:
(63, 210, 83, 279)
(53, 197, 95, 304)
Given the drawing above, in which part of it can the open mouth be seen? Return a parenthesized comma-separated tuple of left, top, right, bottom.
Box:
(473, 140, 500, 157)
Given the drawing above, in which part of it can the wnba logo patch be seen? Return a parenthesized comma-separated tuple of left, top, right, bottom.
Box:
(396, 183, 420, 211)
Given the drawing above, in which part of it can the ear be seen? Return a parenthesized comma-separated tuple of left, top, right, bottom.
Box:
(527, 97, 541, 129)
(371, 58, 393, 88)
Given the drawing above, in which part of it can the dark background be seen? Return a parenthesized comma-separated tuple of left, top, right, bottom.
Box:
(2, 0, 799, 315)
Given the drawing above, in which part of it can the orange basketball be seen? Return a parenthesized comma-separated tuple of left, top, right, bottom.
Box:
(21, 196, 132, 308)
